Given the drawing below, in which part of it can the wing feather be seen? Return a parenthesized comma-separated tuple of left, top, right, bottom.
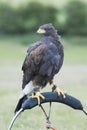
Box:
(22, 42, 63, 89)
(22, 43, 47, 88)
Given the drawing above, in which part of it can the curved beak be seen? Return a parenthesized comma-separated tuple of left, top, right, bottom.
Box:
(36, 28, 46, 34)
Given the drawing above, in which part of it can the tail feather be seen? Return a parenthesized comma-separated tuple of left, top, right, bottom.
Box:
(14, 95, 27, 114)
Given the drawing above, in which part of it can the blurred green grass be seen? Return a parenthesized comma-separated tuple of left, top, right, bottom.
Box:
(0, 35, 87, 130)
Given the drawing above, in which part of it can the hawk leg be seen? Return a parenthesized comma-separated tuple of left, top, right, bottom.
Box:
(51, 83, 66, 98)
(32, 88, 45, 105)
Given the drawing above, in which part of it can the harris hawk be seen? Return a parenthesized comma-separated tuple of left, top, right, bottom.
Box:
(15, 23, 65, 113)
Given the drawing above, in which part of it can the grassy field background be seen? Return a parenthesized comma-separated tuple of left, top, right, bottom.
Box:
(0, 35, 87, 130)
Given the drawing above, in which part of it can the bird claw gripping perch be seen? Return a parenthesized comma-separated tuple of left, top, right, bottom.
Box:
(8, 92, 87, 130)
(52, 85, 66, 98)
(32, 87, 45, 105)
(32, 91, 45, 105)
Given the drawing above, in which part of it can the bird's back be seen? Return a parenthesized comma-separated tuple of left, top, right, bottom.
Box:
(22, 36, 64, 89)
(14, 23, 64, 114)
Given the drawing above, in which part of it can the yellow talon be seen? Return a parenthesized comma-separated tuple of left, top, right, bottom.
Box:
(54, 87, 66, 98)
(50, 81, 66, 98)
(32, 92, 45, 105)
(51, 83, 66, 98)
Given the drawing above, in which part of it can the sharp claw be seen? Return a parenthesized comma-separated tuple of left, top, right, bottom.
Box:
(32, 92, 45, 105)
(39, 94, 45, 100)
(53, 87, 66, 98)
(38, 96, 40, 105)
(33, 95, 40, 105)
(60, 90, 66, 98)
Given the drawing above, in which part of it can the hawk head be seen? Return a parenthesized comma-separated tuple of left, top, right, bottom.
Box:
(37, 23, 57, 36)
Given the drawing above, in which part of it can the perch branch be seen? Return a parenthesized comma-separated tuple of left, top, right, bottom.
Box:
(8, 92, 87, 130)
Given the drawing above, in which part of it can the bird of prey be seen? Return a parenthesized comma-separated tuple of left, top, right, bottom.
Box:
(14, 23, 65, 113)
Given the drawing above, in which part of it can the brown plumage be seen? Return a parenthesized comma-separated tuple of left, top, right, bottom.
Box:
(14, 23, 64, 113)
(22, 24, 64, 89)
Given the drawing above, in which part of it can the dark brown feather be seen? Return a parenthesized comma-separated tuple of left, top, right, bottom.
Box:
(22, 23, 64, 89)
